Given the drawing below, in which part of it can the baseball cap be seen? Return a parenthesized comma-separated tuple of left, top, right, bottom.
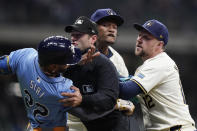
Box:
(38, 36, 81, 66)
(65, 16, 98, 35)
(90, 8, 124, 26)
(133, 19, 169, 45)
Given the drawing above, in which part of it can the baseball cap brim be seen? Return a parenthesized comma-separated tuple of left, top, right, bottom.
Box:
(65, 25, 83, 33)
(96, 15, 124, 26)
(133, 23, 148, 32)
(133, 23, 157, 38)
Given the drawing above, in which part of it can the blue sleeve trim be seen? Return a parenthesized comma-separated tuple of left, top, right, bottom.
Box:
(119, 80, 143, 100)
(0, 55, 12, 74)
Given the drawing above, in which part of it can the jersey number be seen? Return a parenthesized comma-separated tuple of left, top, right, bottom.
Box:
(143, 95, 155, 109)
(24, 89, 49, 124)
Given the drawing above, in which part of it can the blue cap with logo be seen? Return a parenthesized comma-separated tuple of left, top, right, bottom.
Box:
(133, 19, 169, 45)
(38, 36, 81, 66)
(90, 8, 124, 26)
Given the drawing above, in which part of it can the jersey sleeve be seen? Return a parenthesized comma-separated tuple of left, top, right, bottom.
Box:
(0, 55, 11, 74)
(0, 49, 26, 74)
(132, 61, 169, 94)
(8, 48, 33, 74)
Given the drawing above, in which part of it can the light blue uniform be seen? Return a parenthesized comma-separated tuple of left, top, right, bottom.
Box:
(0, 48, 74, 128)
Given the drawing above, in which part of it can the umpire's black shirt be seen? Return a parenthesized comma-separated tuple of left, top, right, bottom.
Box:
(64, 53, 128, 131)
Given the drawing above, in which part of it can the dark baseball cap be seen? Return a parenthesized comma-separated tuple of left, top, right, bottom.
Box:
(133, 19, 169, 45)
(65, 16, 98, 35)
(90, 8, 124, 26)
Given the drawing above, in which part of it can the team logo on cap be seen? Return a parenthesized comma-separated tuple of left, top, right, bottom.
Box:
(107, 9, 114, 15)
(75, 19, 83, 25)
(146, 21, 153, 27)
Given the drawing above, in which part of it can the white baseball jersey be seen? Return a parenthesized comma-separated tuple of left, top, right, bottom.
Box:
(108, 46, 129, 77)
(132, 52, 195, 131)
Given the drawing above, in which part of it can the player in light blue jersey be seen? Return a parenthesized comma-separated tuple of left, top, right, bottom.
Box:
(0, 36, 82, 131)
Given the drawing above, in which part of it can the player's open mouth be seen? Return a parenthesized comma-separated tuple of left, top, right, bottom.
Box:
(107, 34, 115, 37)
(137, 45, 142, 48)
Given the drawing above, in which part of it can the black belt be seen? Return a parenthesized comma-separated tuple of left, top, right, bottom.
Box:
(170, 125, 182, 131)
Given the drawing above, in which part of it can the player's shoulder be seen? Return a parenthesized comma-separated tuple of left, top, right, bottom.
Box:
(108, 46, 121, 56)
(90, 53, 116, 70)
(93, 53, 113, 64)
(14, 48, 37, 55)
(108, 46, 124, 60)
(145, 52, 175, 70)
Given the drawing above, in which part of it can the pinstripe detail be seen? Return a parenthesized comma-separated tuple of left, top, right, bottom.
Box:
(131, 79, 147, 94)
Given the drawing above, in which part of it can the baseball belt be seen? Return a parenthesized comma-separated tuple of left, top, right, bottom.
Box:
(170, 125, 182, 131)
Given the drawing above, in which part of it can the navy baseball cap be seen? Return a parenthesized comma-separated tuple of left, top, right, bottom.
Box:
(65, 16, 98, 35)
(133, 19, 169, 45)
(38, 36, 81, 66)
(91, 8, 124, 26)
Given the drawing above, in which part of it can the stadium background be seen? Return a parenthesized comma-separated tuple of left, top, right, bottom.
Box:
(0, 0, 197, 130)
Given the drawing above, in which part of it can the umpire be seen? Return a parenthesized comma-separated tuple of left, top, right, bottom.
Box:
(62, 16, 129, 131)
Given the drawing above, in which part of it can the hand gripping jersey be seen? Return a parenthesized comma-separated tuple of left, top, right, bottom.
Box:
(132, 52, 195, 131)
(1, 48, 74, 128)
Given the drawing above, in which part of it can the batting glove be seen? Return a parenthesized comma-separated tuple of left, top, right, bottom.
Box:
(115, 99, 135, 116)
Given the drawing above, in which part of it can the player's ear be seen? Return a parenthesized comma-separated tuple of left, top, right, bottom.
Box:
(158, 41, 164, 47)
(91, 35, 97, 45)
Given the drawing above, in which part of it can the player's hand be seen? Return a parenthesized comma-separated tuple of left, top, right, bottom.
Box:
(115, 99, 135, 116)
(79, 45, 100, 65)
(59, 86, 82, 107)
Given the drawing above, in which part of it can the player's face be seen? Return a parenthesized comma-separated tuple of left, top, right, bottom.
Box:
(97, 21, 118, 46)
(46, 64, 69, 77)
(56, 65, 70, 73)
(135, 31, 161, 61)
(71, 32, 92, 51)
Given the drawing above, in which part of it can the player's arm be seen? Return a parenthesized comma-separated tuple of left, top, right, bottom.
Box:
(119, 80, 143, 100)
(0, 55, 12, 74)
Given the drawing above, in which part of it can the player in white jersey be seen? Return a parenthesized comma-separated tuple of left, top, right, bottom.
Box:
(91, 8, 142, 131)
(119, 19, 196, 131)
(90, 8, 128, 77)
(108, 46, 128, 77)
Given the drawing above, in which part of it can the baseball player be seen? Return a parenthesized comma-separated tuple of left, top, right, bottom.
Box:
(119, 19, 196, 131)
(0, 36, 82, 131)
(91, 8, 142, 131)
(90, 8, 128, 77)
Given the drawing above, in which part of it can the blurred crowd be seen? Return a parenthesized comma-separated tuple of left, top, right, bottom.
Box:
(0, 0, 197, 31)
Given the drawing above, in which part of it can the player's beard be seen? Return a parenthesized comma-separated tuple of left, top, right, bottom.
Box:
(135, 47, 145, 58)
